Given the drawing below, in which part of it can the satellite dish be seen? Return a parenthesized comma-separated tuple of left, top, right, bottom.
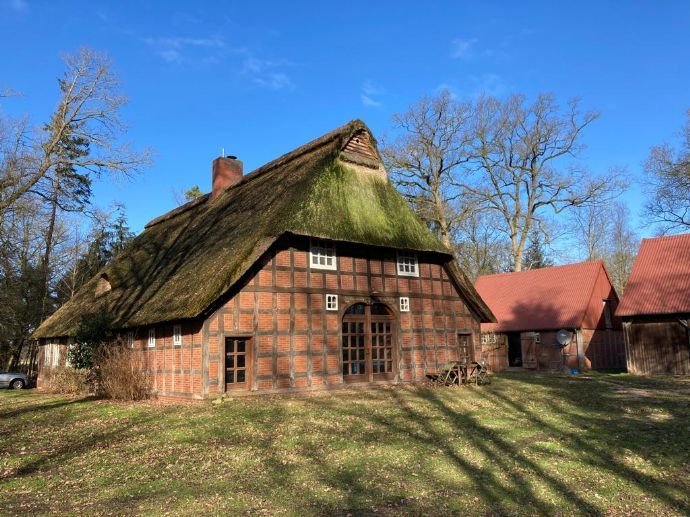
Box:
(555, 329, 573, 347)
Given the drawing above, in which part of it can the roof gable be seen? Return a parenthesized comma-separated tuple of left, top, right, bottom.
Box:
(34, 120, 492, 338)
(616, 233, 690, 317)
(475, 261, 614, 332)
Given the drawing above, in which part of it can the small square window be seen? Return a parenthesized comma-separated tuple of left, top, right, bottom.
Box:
(148, 328, 156, 348)
(326, 294, 338, 311)
(534, 332, 541, 344)
(397, 252, 419, 277)
(310, 239, 337, 270)
(173, 325, 182, 346)
(127, 332, 134, 348)
(399, 297, 410, 312)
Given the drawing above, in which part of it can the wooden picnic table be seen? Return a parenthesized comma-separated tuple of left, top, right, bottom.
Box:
(427, 360, 490, 386)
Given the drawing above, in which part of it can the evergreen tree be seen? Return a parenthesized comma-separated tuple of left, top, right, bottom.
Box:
(522, 231, 554, 270)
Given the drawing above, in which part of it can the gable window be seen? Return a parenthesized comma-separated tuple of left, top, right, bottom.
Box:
(148, 328, 156, 348)
(326, 294, 338, 311)
(310, 239, 336, 270)
(399, 297, 410, 312)
(126, 332, 134, 348)
(173, 325, 182, 346)
(397, 252, 419, 277)
(603, 300, 612, 329)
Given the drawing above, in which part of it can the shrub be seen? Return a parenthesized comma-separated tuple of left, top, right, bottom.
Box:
(69, 310, 114, 369)
(42, 366, 89, 395)
(94, 344, 150, 400)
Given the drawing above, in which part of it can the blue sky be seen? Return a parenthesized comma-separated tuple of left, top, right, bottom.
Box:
(1, 0, 689, 239)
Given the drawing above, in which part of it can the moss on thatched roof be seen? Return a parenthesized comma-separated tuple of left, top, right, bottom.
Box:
(34, 120, 493, 338)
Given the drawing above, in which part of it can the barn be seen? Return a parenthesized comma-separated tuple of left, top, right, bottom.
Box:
(616, 233, 690, 375)
(475, 261, 626, 372)
(32, 120, 495, 399)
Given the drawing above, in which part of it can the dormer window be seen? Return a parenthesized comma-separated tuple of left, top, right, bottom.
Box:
(95, 273, 112, 297)
(397, 252, 419, 277)
(310, 239, 336, 270)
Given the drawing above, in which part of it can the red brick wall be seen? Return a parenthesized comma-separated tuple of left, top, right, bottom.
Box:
(204, 237, 482, 395)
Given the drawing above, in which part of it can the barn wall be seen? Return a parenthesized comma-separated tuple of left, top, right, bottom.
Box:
(203, 237, 481, 395)
(582, 329, 626, 370)
(582, 267, 623, 330)
(481, 328, 625, 372)
(624, 316, 690, 375)
(36, 337, 71, 389)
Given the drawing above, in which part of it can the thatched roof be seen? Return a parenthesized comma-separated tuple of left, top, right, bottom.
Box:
(34, 120, 493, 338)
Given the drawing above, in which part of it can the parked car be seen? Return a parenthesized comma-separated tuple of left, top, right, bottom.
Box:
(0, 371, 29, 389)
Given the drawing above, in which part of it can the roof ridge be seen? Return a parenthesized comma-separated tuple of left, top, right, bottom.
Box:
(476, 260, 602, 280)
(221, 119, 370, 191)
(641, 232, 690, 243)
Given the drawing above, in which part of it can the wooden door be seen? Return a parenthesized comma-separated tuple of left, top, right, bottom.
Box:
(342, 303, 396, 382)
(225, 337, 251, 391)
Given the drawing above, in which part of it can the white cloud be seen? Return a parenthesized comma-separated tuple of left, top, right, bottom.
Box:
(360, 80, 385, 108)
(471, 73, 506, 97)
(451, 37, 478, 59)
(361, 94, 382, 108)
(143, 35, 225, 64)
(9, 0, 28, 12)
(241, 56, 295, 90)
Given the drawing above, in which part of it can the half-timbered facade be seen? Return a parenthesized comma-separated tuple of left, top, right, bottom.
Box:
(33, 120, 494, 398)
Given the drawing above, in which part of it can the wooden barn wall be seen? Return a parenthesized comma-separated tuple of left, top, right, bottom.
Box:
(582, 329, 626, 370)
(624, 316, 690, 375)
(36, 337, 71, 389)
(204, 238, 481, 395)
(482, 328, 625, 372)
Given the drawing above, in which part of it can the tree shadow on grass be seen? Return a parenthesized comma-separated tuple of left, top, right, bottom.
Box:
(479, 373, 690, 513)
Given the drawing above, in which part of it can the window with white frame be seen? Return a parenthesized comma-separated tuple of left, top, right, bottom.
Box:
(173, 325, 182, 346)
(148, 328, 156, 348)
(310, 239, 336, 270)
(326, 294, 338, 311)
(534, 332, 541, 344)
(397, 252, 419, 277)
(399, 297, 410, 312)
(127, 331, 134, 348)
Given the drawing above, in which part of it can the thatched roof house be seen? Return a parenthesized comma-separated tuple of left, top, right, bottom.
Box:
(35, 120, 494, 398)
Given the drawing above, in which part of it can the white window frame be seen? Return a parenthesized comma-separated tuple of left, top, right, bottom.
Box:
(148, 328, 156, 348)
(326, 294, 338, 311)
(173, 325, 182, 346)
(310, 239, 337, 270)
(399, 297, 410, 312)
(126, 331, 134, 348)
(534, 332, 541, 344)
(397, 252, 419, 277)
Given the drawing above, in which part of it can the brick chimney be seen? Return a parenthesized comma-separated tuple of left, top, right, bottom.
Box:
(211, 156, 243, 200)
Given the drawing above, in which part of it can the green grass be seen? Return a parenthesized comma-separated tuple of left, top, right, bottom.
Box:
(1, 373, 689, 515)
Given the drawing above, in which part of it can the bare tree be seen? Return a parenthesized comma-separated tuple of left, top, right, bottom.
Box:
(382, 90, 475, 248)
(0, 47, 150, 217)
(462, 93, 624, 271)
(454, 209, 511, 280)
(571, 202, 611, 260)
(644, 109, 690, 231)
(606, 203, 638, 295)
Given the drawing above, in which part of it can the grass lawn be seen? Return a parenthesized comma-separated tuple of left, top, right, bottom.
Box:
(1, 373, 689, 516)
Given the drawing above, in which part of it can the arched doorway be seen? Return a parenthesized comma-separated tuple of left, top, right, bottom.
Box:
(342, 302, 396, 382)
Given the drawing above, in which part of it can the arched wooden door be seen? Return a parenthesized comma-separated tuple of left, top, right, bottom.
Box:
(342, 303, 396, 382)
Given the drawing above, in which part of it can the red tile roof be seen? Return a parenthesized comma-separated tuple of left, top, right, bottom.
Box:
(616, 233, 690, 317)
(475, 261, 613, 332)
